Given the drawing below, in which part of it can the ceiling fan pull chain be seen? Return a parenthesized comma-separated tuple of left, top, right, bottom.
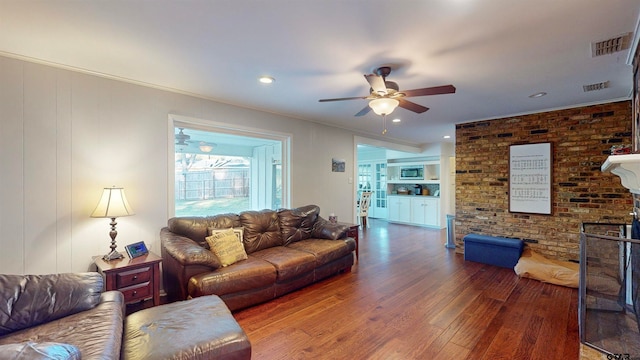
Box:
(382, 114, 387, 135)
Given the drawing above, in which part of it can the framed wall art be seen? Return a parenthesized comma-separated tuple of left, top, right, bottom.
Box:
(332, 158, 345, 172)
(509, 142, 553, 215)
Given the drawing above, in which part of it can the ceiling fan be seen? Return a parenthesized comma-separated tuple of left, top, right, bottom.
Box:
(319, 66, 456, 117)
(176, 128, 216, 153)
(175, 128, 191, 146)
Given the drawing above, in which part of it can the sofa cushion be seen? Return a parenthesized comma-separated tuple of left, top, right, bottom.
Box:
(240, 209, 283, 253)
(206, 228, 248, 267)
(168, 214, 241, 248)
(278, 205, 320, 245)
(167, 217, 213, 247)
(0, 291, 125, 360)
(0, 342, 81, 360)
(288, 239, 354, 267)
(250, 246, 316, 281)
(312, 217, 349, 240)
(0, 273, 103, 336)
(188, 257, 277, 297)
(207, 213, 242, 231)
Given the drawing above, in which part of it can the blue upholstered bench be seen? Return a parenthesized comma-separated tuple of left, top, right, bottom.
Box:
(463, 234, 525, 268)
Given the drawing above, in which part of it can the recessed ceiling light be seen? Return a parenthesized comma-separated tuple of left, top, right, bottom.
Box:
(259, 76, 275, 84)
(529, 92, 547, 98)
(392, 118, 401, 123)
(443, 135, 451, 139)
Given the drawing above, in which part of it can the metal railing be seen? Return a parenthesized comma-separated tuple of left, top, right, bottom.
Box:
(579, 222, 640, 357)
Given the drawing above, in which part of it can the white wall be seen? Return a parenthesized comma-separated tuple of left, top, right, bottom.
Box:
(0, 55, 369, 274)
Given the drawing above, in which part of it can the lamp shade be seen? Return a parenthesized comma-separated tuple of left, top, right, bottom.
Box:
(90, 187, 135, 218)
(369, 98, 399, 116)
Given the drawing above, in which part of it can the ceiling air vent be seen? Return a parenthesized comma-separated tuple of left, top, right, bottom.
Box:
(583, 81, 610, 92)
(591, 33, 632, 57)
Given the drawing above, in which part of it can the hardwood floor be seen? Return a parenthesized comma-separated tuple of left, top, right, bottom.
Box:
(234, 219, 579, 359)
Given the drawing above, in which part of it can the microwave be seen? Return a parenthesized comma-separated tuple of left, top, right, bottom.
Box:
(400, 166, 424, 180)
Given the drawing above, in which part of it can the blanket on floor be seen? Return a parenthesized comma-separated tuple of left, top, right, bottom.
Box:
(514, 248, 579, 288)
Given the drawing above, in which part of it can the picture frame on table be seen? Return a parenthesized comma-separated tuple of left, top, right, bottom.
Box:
(125, 241, 149, 259)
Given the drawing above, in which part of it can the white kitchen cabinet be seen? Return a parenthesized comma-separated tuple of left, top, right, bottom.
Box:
(387, 196, 411, 223)
(410, 197, 440, 227)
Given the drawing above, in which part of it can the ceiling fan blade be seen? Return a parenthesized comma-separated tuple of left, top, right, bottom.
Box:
(355, 105, 372, 117)
(364, 74, 387, 94)
(398, 99, 429, 114)
(402, 85, 456, 97)
(319, 96, 368, 102)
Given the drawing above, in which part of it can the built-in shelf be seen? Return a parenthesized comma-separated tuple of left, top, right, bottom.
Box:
(601, 154, 640, 194)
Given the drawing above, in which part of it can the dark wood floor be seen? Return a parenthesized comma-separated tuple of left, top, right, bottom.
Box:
(234, 219, 579, 359)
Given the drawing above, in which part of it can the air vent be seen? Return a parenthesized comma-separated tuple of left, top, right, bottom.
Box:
(583, 81, 610, 92)
(591, 33, 632, 57)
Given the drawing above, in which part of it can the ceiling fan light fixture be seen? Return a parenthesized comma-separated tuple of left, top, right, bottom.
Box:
(369, 98, 399, 116)
(199, 142, 215, 153)
(259, 76, 275, 84)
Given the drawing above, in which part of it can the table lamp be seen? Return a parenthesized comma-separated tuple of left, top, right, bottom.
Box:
(91, 186, 135, 261)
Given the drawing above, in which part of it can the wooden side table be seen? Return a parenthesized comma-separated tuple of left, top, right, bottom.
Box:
(94, 252, 162, 307)
(339, 222, 360, 260)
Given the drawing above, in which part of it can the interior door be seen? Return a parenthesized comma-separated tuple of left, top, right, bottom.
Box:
(357, 163, 372, 197)
(372, 162, 387, 218)
(357, 161, 387, 219)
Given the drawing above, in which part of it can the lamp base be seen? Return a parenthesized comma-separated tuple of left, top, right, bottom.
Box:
(103, 249, 124, 261)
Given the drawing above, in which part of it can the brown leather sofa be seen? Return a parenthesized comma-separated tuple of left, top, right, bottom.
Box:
(0, 272, 124, 359)
(0, 272, 251, 360)
(161, 204, 356, 310)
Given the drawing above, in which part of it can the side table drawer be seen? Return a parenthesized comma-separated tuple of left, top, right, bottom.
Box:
(94, 251, 162, 308)
(116, 266, 151, 288)
(121, 282, 152, 303)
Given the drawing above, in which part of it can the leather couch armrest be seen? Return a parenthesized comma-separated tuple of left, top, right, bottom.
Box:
(160, 228, 221, 269)
(100, 290, 126, 319)
(312, 216, 349, 240)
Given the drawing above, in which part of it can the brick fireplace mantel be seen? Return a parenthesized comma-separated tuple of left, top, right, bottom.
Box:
(601, 153, 640, 194)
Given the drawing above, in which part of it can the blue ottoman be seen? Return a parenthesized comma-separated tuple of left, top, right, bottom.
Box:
(463, 234, 524, 268)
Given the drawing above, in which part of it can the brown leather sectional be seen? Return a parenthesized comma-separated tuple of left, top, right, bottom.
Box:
(0, 272, 252, 360)
(161, 204, 356, 311)
(0, 273, 124, 359)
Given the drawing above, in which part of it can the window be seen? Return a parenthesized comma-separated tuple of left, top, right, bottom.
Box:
(169, 115, 289, 217)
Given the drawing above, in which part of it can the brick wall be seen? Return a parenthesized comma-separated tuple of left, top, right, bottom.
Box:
(454, 101, 632, 261)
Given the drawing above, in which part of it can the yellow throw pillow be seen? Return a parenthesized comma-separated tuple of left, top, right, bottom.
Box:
(205, 228, 248, 267)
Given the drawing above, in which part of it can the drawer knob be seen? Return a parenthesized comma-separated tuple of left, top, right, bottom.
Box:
(133, 290, 137, 296)
(133, 275, 138, 280)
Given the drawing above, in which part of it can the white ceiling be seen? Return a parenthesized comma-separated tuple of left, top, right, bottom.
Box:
(1, 0, 639, 146)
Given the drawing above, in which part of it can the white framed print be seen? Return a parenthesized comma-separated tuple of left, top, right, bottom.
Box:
(509, 142, 552, 215)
